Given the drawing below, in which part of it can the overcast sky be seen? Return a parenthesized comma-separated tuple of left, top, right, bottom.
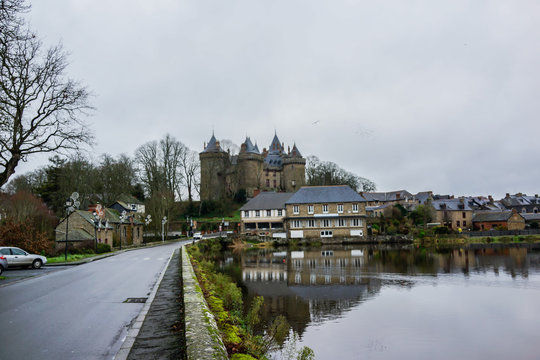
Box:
(16, 0, 540, 199)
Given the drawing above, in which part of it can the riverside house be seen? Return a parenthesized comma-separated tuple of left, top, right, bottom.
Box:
(240, 192, 294, 236)
(284, 185, 367, 239)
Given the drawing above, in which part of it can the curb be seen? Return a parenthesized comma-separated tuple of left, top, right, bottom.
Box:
(114, 248, 177, 360)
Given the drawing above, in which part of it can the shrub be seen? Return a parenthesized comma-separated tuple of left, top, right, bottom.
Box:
(97, 243, 111, 253)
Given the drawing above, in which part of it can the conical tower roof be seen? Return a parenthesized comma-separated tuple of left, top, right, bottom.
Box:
(202, 133, 224, 153)
(290, 143, 302, 158)
(268, 133, 284, 154)
(242, 137, 260, 154)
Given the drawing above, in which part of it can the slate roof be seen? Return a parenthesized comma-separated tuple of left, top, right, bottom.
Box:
(290, 144, 302, 158)
(202, 133, 225, 153)
(286, 185, 366, 204)
(414, 191, 432, 204)
(472, 211, 516, 222)
(360, 190, 413, 202)
(242, 137, 260, 154)
(240, 192, 294, 211)
(521, 213, 540, 222)
(431, 198, 473, 211)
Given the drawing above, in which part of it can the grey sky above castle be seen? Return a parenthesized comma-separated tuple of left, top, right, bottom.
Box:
(18, 1, 540, 199)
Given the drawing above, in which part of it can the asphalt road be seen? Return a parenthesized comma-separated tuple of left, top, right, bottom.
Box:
(0, 241, 187, 360)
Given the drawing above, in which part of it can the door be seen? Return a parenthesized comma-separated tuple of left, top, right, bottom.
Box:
(10, 247, 31, 266)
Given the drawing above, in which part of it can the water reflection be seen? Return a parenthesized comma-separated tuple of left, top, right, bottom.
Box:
(220, 244, 540, 339)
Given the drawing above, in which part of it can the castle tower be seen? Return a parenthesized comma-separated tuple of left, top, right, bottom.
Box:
(237, 137, 264, 197)
(199, 133, 230, 202)
(282, 143, 306, 192)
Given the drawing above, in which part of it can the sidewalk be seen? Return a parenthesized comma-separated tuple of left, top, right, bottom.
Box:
(125, 248, 186, 359)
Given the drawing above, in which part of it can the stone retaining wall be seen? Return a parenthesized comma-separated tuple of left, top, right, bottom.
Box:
(181, 246, 228, 360)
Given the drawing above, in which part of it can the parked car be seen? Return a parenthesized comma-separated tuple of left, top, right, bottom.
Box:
(193, 232, 203, 240)
(0, 255, 8, 275)
(0, 247, 47, 269)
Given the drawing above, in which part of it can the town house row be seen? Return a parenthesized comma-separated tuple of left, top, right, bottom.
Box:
(240, 185, 367, 239)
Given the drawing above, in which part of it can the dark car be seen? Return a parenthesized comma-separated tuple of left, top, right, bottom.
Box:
(0, 254, 7, 275)
(0, 247, 47, 269)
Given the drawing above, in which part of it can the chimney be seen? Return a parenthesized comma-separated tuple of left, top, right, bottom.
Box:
(253, 189, 261, 197)
(506, 193, 510, 198)
(488, 195, 494, 203)
(459, 197, 464, 204)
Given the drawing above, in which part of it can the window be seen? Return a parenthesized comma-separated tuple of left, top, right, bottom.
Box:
(255, 210, 260, 217)
(456, 220, 460, 227)
(266, 210, 271, 217)
(323, 204, 329, 213)
(292, 220, 302, 228)
(352, 203, 358, 213)
(273, 180, 277, 187)
(337, 204, 344, 213)
(321, 219, 331, 227)
(278, 209, 283, 216)
(244, 211, 249, 218)
(266, 179, 270, 187)
(307, 219, 315, 227)
(337, 218, 346, 227)
(320, 230, 333, 237)
(351, 218, 362, 227)
(293, 205, 299, 214)
(308, 205, 314, 214)
(463, 221, 467, 227)
(462, 212, 466, 219)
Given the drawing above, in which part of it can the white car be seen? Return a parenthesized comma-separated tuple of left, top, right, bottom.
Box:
(193, 232, 203, 240)
(0, 247, 47, 269)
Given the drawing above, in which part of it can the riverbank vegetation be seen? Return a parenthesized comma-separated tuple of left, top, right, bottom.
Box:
(187, 239, 314, 360)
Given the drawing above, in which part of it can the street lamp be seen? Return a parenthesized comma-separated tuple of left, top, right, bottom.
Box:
(92, 211, 100, 253)
(64, 192, 80, 261)
(119, 210, 127, 250)
(161, 216, 167, 243)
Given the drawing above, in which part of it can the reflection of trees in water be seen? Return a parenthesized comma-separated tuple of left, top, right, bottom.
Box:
(218, 244, 540, 335)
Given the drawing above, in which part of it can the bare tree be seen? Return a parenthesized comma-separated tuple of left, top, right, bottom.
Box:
(179, 148, 199, 203)
(220, 139, 239, 155)
(306, 155, 376, 191)
(0, 1, 93, 188)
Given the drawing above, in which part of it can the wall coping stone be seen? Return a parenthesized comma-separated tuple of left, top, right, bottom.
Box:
(181, 245, 228, 360)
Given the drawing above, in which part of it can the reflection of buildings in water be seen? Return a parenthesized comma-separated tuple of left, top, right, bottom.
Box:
(436, 247, 539, 278)
(240, 249, 384, 332)
(236, 245, 540, 334)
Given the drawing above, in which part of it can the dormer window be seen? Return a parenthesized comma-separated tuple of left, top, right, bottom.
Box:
(323, 204, 329, 213)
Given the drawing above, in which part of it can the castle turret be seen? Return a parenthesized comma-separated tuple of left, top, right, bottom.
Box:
(199, 133, 230, 202)
(237, 137, 264, 197)
(282, 143, 306, 192)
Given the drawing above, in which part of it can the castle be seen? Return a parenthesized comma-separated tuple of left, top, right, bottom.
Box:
(199, 132, 306, 202)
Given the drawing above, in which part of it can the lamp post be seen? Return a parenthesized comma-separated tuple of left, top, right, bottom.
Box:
(161, 216, 167, 243)
(119, 210, 127, 250)
(64, 192, 80, 262)
(92, 211, 100, 253)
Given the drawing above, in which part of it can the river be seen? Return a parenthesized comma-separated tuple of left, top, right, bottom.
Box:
(216, 243, 540, 359)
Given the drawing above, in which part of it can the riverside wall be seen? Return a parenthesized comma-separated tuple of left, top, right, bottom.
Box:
(181, 246, 228, 360)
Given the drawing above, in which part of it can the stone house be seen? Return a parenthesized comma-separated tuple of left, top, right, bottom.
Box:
(239, 192, 294, 235)
(56, 208, 144, 249)
(500, 193, 540, 214)
(431, 197, 473, 230)
(284, 185, 367, 239)
(109, 194, 145, 214)
(472, 210, 526, 231)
